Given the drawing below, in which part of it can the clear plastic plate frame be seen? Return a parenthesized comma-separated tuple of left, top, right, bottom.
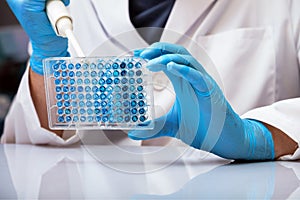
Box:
(43, 56, 154, 130)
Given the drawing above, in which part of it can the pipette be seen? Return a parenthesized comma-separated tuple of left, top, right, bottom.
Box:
(46, 0, 85, 57)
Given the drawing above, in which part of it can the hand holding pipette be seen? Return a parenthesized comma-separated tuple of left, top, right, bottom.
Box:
(46, 0, 85, 57)
(6, 0, 71, 75)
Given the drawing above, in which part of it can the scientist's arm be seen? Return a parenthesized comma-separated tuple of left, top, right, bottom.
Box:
(29, 70, 63, 137)
(5, 0, 70, 137)
(129, 42, 297, 160)
(262, 123, 297, 159)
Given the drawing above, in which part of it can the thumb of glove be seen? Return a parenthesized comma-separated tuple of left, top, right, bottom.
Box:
(128, 113, 172, 140)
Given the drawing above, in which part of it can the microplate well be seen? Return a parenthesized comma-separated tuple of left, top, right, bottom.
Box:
(43, 57, 154, 130)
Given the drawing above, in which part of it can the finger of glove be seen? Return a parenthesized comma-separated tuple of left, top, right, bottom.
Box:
(147, 54, 191, 68)
(166, 62, 215, 95)
(7, 0, 46, 13)
(147, 54, 205, 74)
(6, 0, 54, 38)
(133, 49, 145, 57)
(62, 0, 70, 6)
(140, 42, 190, 60)
(128, 114, 175, 140)
(6, 0, 70, 18)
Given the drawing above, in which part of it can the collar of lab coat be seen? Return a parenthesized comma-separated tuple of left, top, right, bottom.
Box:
(91, 0, 216, 45)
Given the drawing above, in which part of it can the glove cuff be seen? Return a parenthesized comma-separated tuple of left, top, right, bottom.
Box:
(243, 119, 275, 160)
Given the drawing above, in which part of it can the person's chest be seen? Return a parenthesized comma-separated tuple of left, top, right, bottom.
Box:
(69, 0, 300, 115)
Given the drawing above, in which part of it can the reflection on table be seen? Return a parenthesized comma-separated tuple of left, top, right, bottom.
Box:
(0, 144, 299, 199)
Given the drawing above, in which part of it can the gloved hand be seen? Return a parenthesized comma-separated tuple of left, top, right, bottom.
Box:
(6, 0, 70, 75)
(129, 42, 275, 160)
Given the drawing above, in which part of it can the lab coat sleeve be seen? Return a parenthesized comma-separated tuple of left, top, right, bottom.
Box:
(1, 66, 80, 146)
(291, 0, 300, 65)
(242, 0, 300, 160)
(242, 99, 300, 160)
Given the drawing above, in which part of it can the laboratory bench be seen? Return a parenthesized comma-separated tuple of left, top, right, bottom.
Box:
(0, 144, 300, 199)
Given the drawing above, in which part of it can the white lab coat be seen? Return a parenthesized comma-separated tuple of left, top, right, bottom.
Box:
(1, 0, 300, 160)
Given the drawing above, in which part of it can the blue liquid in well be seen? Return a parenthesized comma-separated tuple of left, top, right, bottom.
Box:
(132, 116, 138, 122)
(100, 93, 107, 100)
(62, 79, 68, 85)
(90, 63, 96, 69)
(124, 116, 130, 122)
(127, 62, 133, 69)
(91, 71, 97, 77)
(114, 78, 120, 84)
(121, 70, 127, 76)
(69, 71, 75, 77)
(76, 71, 82, 77)
(54, 71, 60, 77)
(75, 63, 81, 69)
(129, 78, 135, 84)
(80, 116, 86, 122)
(86, 101, 93, 107)
(112, 63, 119, 69)
(53, 64, 59, 70)
(121, 78, 128, 84)
(93, 94, 100, 100)
(78, 94, 84, 100)
(61, 63, 67, 70)
(94, 101, 100, 107)
(140, 115, 146, 122)
(130, 93, 136, 99)
(131, 100, 137, 107)
(95, 108, 101, 114)
(80, 108, 86, 114)
(68, 63, 74, 70)
(123, 101, 130, 107)
(77, 79, 83, 85)
(66, 116, 72, 122)
(65, 108, 71, 114)
(131, 108, 137, 114)
(77, 86, 83, 92)
(63, 94, 69, 100)
(106, 78, 113, 84)
(139, 108, 145, 114)
(92, 78, 98, 85)
(87, 116, 94, 122)
(57, 109, 63, 114)
(102, 116, 108, 122)
(87, 108, 93, 115)
(56, 94, 62, 100)
(96, 116, 101, 122)
(62, 71, 68, 77)
(84, 78, 91, 85)
(99, 86, 106, 92)
(51, 58, 150, 128)
(73, 116, 79, 122)
(55, 86, 61, 92)
(58, 116, 64, 122)
(136, 70, 142, 76)
(138, 100, 145, 107)
(70, 79, 75, 85)
(55, 79, 61, 85)
(113, 70, 119, 77)
(137, 85, 143, 91)
(120, 62, 126, 69)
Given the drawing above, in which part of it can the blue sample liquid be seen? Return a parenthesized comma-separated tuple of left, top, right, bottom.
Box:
(52, 58, 150, 126)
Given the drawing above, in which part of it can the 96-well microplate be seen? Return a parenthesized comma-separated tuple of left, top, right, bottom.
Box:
(43, 57, 154, 130)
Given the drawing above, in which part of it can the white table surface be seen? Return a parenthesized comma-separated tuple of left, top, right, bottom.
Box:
(0, 144, 300, 199)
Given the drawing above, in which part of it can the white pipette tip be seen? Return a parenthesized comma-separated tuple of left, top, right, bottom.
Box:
(46, 0, 85, 57)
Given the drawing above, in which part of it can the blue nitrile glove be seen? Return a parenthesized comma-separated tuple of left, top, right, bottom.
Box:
(129, 42, 275, 160)
(6, 0, 70, 75)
